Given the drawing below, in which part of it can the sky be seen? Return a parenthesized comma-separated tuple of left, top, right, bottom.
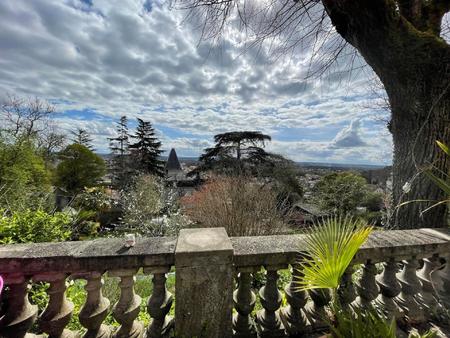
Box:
(0, 0, 394, 165)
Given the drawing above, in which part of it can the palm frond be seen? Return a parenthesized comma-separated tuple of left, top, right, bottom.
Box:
(436, 140, 449, 156)
(296, 215, 373, 290)
(424, 170, 450, 195)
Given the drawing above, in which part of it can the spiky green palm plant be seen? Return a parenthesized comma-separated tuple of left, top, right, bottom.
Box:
(295, 215, 383, 337)
(331, 306, 396, 338)
(296, 215, 373, 293)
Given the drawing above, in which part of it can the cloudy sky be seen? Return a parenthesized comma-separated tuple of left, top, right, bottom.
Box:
(0, 0, 393, 165)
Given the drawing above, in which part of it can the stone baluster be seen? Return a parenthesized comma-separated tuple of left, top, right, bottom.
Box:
(433, 254, 450, 310)
(280, 263, 308, 336)
(109, 269, 143, 338)
(352, 260, 379, 310)
(396, 258, 425, 323)
(0, 274, 38, 338)
(34, 273, 74, 338)
(233, 267, 257, 337)
(144, 266, 174, 338)
(337, 266, 357, 310)
(305, 288, 331, 329)
(77, 272, 111, 338)
(256, 266, 285, 337)
(375, 259, 402, 321)
(416, 257, 439, 317)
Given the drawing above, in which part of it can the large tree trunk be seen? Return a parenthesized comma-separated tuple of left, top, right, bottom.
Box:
(390, 87, 450, 228)
(323, 0, 450, 228)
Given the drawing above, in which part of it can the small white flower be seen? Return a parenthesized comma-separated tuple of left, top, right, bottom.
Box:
(402, 181, 411, 193)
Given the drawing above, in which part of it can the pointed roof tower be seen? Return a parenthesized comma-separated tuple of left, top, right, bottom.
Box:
(166, 148, 182, 171)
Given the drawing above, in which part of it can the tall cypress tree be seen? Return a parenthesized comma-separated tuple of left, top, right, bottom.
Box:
(109, 116, 130, 188)
(129, 118, 164, 177)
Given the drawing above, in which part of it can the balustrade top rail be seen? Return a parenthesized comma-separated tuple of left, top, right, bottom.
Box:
(0, 228, 449, 274)
(0, 236, 176, 274)
(231, 228, 450, 267)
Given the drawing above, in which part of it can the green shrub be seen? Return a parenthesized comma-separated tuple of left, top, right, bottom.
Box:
(330, 306, 396, 338)
(55, 144, 106, 194)
(0, 137, 52, 211)
(120, 175, 190, 237)
(0, 209, 72, 244)
(72, 187, 113, 212)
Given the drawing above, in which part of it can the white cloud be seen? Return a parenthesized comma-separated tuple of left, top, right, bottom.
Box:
(331, 119, 367, 148)
(0, 0, 393, 164)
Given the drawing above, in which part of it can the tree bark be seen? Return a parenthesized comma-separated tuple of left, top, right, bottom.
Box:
(322, 0, 450, 228)
(390, 87, 450, 228)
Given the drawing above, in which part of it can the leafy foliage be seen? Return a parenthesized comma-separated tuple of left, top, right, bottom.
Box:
(129, 118, 164, 177)
(296, 215, 372, 291)
(120, 175, 189, 236)
(0, 209, 72, 244)
(0, 136, 52, 211)
(55, 143, 106, 194)
(192, 131, 273, 176)
(313, 171, 371, 215)
(330, 305, 396, 338)
(72, 187, 113, 212)
(192, 131, 303, 204)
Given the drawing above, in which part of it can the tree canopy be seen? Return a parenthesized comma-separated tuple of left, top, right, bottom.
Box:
(0, 136, 52, 211)
(109, 115, 131, 189)
(129, 118, 165, 177)
(55, 143, 106, 194)
(193, 131, 274, 175)
(193, 130, 303, 202)
(313, 171, 370, 215)
(71, 128, 94, 150)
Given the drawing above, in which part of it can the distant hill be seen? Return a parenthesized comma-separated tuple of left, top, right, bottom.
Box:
(295, 161, 386, 170)
(97, 153, 386, 170)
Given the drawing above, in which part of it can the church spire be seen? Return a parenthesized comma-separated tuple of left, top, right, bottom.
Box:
(165, 148, 182, 172)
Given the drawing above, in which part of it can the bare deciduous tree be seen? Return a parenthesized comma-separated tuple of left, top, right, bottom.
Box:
(1, 94, 55, 139)
(1, 94, 66, 160)
(175, 0, 450, 228)
(182, 175, 290, 236)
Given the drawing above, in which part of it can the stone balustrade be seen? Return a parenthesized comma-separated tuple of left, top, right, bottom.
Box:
(0, 227, 449, 337)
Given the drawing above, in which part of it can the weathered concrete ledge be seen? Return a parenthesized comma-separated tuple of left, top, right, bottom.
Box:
(175, 227, 234, 337)
(0, 228, 449, 274)
(231, 228, 450, 267)
(0, 236, 176, 274)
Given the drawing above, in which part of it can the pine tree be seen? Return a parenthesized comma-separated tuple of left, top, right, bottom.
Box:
(71, 128, 94, 150)
(109, 116, 131, 188)
(129, 118, 164, 177)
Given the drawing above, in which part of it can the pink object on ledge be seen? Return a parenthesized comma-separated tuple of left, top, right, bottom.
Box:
(0, 275, 3, 296)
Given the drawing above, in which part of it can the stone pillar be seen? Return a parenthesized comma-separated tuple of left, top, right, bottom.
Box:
(0, 274, 38, 338)
(175, 227, 234, 338)
(109, 269, 143, 338)
(232, 267, 257, 337)
(280, 263, 308, 336)
(352, 260, 379, 310)
(256, 266, 285, 337)
(433, 254, 450, 310)
(144, 266, 174, 338)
